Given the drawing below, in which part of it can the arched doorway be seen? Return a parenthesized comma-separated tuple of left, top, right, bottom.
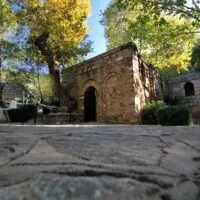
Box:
(84, 86, 96, 122)
(184, 82, 195, 96)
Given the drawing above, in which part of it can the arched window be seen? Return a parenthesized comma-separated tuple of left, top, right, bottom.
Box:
(184, 82, 195, 96)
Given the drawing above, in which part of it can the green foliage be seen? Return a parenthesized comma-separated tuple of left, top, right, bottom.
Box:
(102, 0, 198, 78)
(0, 0, 17, 40)
(10, 70, 53, 102)
(141, 101, 167, 124)
(6, 43, 52, 102)
(157, 106, 190, 126)
(141, 101, 190, 125)
(28, 75, 53, 100)
(115, 0, 200, 27)
(190, 39, 200, 72)
(0, 0, 18, 67)
(8, 104, 36, 122)
(60, 36, 93, 69)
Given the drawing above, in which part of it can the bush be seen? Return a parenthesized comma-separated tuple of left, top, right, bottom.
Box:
(157, 106, 190, 126)
(141, 101, 190, 126)
(141, 101, 167, 124)
(8, 104, 37, 123)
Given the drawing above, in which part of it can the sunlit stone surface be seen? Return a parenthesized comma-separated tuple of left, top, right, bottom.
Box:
(0, 124, 199, 200)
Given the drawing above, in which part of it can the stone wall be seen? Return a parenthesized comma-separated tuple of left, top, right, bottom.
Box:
(62, 43, 162, 123)
(42, 113, 83, 125)
(168, 73, 200, 108)
(168, 73, 200, 123)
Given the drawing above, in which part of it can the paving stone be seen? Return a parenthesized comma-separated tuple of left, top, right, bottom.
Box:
(0, 124, 199, 199)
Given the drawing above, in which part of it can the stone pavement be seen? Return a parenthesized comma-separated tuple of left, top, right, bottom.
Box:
(0, 124, 199, 200)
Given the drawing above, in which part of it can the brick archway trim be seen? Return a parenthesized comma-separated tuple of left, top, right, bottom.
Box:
(81, 79, 99, 97)
(102, 72, 120, 101)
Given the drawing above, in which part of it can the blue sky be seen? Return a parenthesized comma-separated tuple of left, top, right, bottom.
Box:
(87, 0, 111, 59)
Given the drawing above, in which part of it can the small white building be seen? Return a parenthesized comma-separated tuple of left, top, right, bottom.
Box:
(2, 82, 29, 103)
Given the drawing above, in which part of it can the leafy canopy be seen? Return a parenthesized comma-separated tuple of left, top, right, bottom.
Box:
(102, 0, 198, 78)
(115, 0, 200, 27)
(190, 39, 200, 72)
(19, 0, 91, 52)
(0, 0, 17, 40)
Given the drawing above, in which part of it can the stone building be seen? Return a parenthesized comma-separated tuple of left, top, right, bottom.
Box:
(2, 83, 28, 102)
(168, 73, 200, 107)
(62, 43, 162, 123)
(168, 73, 200, 122)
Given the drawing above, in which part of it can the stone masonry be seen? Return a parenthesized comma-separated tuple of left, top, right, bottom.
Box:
(0, 125, 199, 200)
(168, 73, 200, 108)
(62, 43, 162, 123)
(168, 73, 200, 122)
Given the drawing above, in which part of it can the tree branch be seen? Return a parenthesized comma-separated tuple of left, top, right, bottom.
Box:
(143, 0, 199, 12)
(129, 0, 200, 21)
(192, 0, 200, 11)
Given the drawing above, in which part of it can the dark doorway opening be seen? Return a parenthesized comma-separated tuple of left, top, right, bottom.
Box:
(184, 82, 195, 96)
(84, 86, 96, 122)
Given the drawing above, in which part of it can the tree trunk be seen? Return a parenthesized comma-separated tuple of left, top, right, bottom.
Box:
(0, 84, 5, 107)
(48, 62, 62, 100)
(34, 33, 62, 101)
(0, 57, 5, 107)
(0, 56, 2, 103)
(0, 87, 3, 103)
(36, 66, 44, 103)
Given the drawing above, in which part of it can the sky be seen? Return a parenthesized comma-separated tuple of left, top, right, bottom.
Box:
(87, 0, 111, 59)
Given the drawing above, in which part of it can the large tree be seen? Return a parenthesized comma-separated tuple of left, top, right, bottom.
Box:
(102, 0, 198, 77)
(9, 0, 91, 103)
(9, 36, 92, 106)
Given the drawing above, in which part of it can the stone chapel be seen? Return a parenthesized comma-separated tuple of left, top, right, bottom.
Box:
(62, 43, 162, 123)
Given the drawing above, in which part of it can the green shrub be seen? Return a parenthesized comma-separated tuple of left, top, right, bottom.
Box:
(8, 104, 37, 123)
(141, 101, 167, 124)
(157, 106, 190, 126)
(141, 101, 190, 126)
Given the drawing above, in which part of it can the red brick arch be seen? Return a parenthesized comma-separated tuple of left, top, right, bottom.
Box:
(81, 79, 99, 96)
(103, 72, 120, 100)
(102, 72, 122, 121)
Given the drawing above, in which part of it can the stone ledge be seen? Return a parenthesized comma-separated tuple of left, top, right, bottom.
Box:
(42, 113, 83, 124)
